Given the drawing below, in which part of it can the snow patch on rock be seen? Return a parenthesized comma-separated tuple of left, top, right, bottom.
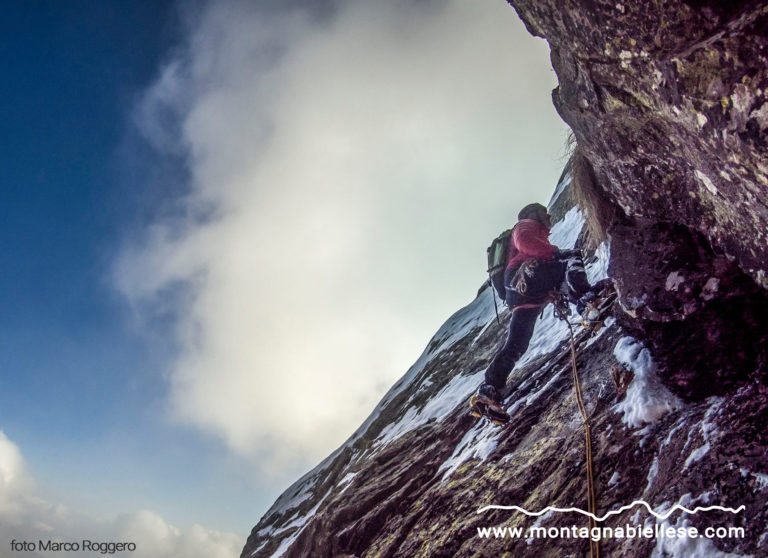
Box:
(613, 337, 683, 428)
(587, 241, 611, 284)
(684, 398, 724, 469)
(376, 370, 482, 447)
(683, 443, 711, 469)
(665, 271, 685, 291)
(648, 494, 750, 558)
(265, 475, 318, 521)
(429, 287, 498, 357)
(514, 311, 570, 369)
(550, 172, 572, 207)
(266, 492, 331, 557)
(740, 468, 768, 490)
(526, 511, 554, 545)
(439, 421, 499, 480)
(645, 453, 660, 494)
(549, 206, 585, 249)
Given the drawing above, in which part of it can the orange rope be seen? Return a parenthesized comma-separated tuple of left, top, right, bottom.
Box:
(558, 301, 600, 558)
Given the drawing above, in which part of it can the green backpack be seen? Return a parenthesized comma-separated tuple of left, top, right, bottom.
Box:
(487, 229, 512, 301)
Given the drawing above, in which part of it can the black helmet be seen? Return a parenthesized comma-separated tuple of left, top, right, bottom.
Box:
(518, 203, 549, 224)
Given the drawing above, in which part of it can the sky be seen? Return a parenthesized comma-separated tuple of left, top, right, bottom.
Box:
(0, 0, 567, 556)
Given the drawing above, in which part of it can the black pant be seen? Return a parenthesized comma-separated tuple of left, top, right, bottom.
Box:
(485, 306, 541, 388)
(484, 254, 591, 389)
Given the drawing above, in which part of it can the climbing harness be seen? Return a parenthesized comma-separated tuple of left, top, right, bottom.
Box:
(552, 293, 600, 558)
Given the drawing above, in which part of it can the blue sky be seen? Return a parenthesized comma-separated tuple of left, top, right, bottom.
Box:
(0, 0, 171, 426)
(0, 0, 256, 537)
(0, 1, 567, 556)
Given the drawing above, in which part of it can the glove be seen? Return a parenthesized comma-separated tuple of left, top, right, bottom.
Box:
(555, 248, 581, 259)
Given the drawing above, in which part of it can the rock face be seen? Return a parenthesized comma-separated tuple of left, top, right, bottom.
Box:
(508, 0, 768, 399)
(241, 2, 768, 557)
(510, 0, 768, 292)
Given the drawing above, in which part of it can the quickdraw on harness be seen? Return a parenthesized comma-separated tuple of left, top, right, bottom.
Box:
(512, 258, 538, 295)
(551, 291, 601, 558)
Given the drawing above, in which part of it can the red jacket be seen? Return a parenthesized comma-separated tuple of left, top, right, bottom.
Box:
(506, 219, 556, 270)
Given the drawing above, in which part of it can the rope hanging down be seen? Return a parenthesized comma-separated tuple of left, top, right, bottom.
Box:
(554, 297, 600, 558)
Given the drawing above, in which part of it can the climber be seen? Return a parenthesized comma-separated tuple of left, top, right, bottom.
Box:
(470, 203, 601, 422)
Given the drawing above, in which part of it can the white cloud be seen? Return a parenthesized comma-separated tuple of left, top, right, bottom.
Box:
(117, 0, 567, 474)
(0, 430, 32, 517)
(0, 431, 242, 558)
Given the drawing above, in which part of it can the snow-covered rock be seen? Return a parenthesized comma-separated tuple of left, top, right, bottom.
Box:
(242, 166, 768, 557)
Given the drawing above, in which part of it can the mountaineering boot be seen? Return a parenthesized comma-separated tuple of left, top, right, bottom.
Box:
(468, 384, 510, 425)
(476, 383, 502, 405)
